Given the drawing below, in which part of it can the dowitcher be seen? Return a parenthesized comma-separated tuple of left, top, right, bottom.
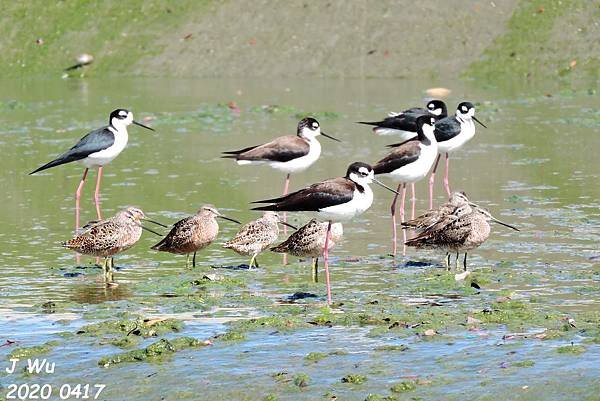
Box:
(30, 110, 154, 234)
(222, 211, 296, 268)
(427, 102, 487, 207)
(151, 205, 241, 268)
(252, 162, 400, 304)
(222, 117, 340, 262)
(62, 207, 164, 282)
(405, 204, 519, 271)
(401, 191, 475, 231)
(358, 99, 447, 139)
(271, 219, 343, 282)
(373, 115, 438, 256)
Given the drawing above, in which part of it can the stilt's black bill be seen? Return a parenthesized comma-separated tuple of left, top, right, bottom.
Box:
(373, 178, 402, 195)
(140, 225, 163, 236)
(133, 120, 155, 131)
(280, 221, 298, 230)
(321, 132, 341, 142)
(218, 215, 242, 224)
(492, 218, 519, 231)
(473, 117, 487, 129)
(142, 218, 168, 228)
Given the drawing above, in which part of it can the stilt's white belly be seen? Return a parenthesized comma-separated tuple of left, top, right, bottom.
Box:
(238, 139, 321, 174)
(438, 121, 474, 154)
(80, 129, 128, 168)
(374, 127, 416, 140)
(317, 187, 373, 222)
(382, 143, 438, 183)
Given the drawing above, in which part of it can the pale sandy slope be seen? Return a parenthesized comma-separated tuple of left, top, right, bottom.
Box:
(135, 0, 518, 79)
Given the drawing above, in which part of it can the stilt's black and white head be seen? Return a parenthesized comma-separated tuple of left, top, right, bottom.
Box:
(109, 109, 155, 132)
(345, 162, 402, 195)
(426, 100, 447, 116)
(456, 102, 487, 128)
(346, 162, 375, 186)
(297, 117, 340, 142)
(415, 114, 437, 140)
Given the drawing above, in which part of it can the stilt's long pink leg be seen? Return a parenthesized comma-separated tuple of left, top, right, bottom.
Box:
(429, 154, 441, 210)
(443, 153, 451, 197)
(75, 168, 89, 265)
(94, 166, 103, 220)
(282, 173, 291, 265)
(390, 183, 402, 256)
(400, 183, 407, 256)
(75, 168, 89, 232)
(411, 182, 416, 220)
(323, 221, 333, 305)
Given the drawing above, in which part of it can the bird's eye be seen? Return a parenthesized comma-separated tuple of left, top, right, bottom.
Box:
(312, 123, 319, 129)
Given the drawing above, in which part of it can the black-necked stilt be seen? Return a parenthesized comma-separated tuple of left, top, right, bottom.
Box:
(30, 109, 154, 233)
(222, 117, 340, 261)
(373, 115, 438, 256)
(64, 53, 94, 72)
(358, 100, 447, 139)
(428, 102, 486, 209)
(251, 162, 400, 304)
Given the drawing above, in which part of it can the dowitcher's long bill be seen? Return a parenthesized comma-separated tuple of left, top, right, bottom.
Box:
(373, 115, 439, 256)
(29, 109, 154, 237)
(358, 100, 447, 139)
(151, 205, 240, 268)
(428, 101, 486, 208)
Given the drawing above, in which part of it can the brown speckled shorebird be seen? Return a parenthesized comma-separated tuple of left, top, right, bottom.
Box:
(62, 207, 164, 282)
(151, 205, 241, 268)
(223, 211, 297, 268)
(402, 191, 475, 231)
(405, 204, 519, 271)
(271, 219, 343, 282)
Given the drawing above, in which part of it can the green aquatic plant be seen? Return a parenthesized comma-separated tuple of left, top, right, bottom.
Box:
(556, 344, 586, 355)
(341, 373, 368, 384)
(390, 381, 417, 393)
(293, 373, 310, 388)
(8, 341, 60, 360)
(98, 337, 209, 367)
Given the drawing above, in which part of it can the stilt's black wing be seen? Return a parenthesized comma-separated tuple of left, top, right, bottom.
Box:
(434, 116, 461, 143)
(251, 177, 355, 212)
(30, 127, 115, 174)
(373, 139, 421, 175)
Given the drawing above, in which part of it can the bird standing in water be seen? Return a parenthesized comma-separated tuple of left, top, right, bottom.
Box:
(373, 115, 439, 256)
(428, 102, 487, 208)
(151, 205, 241, 268)
(223, 211, 296, 268)
(62, 207, 164, 283)
(405, 204, 519, 271)
(271, 219, 343, 282)
(30, 109, 154, 233)
(222, 117, 340, 262)
(252, 162, 400, 304)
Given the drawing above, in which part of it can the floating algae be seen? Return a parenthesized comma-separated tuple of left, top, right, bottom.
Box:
(98, 337, 210, 367)
(390, 381, 417, 393)
(341, 373, 368, 384)
(8, 340, 60, 360)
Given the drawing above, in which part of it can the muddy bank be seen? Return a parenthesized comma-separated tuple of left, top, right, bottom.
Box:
(2, 1, 598, 89)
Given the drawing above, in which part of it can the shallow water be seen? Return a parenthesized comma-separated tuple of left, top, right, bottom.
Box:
(1, 77, 599, 400)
